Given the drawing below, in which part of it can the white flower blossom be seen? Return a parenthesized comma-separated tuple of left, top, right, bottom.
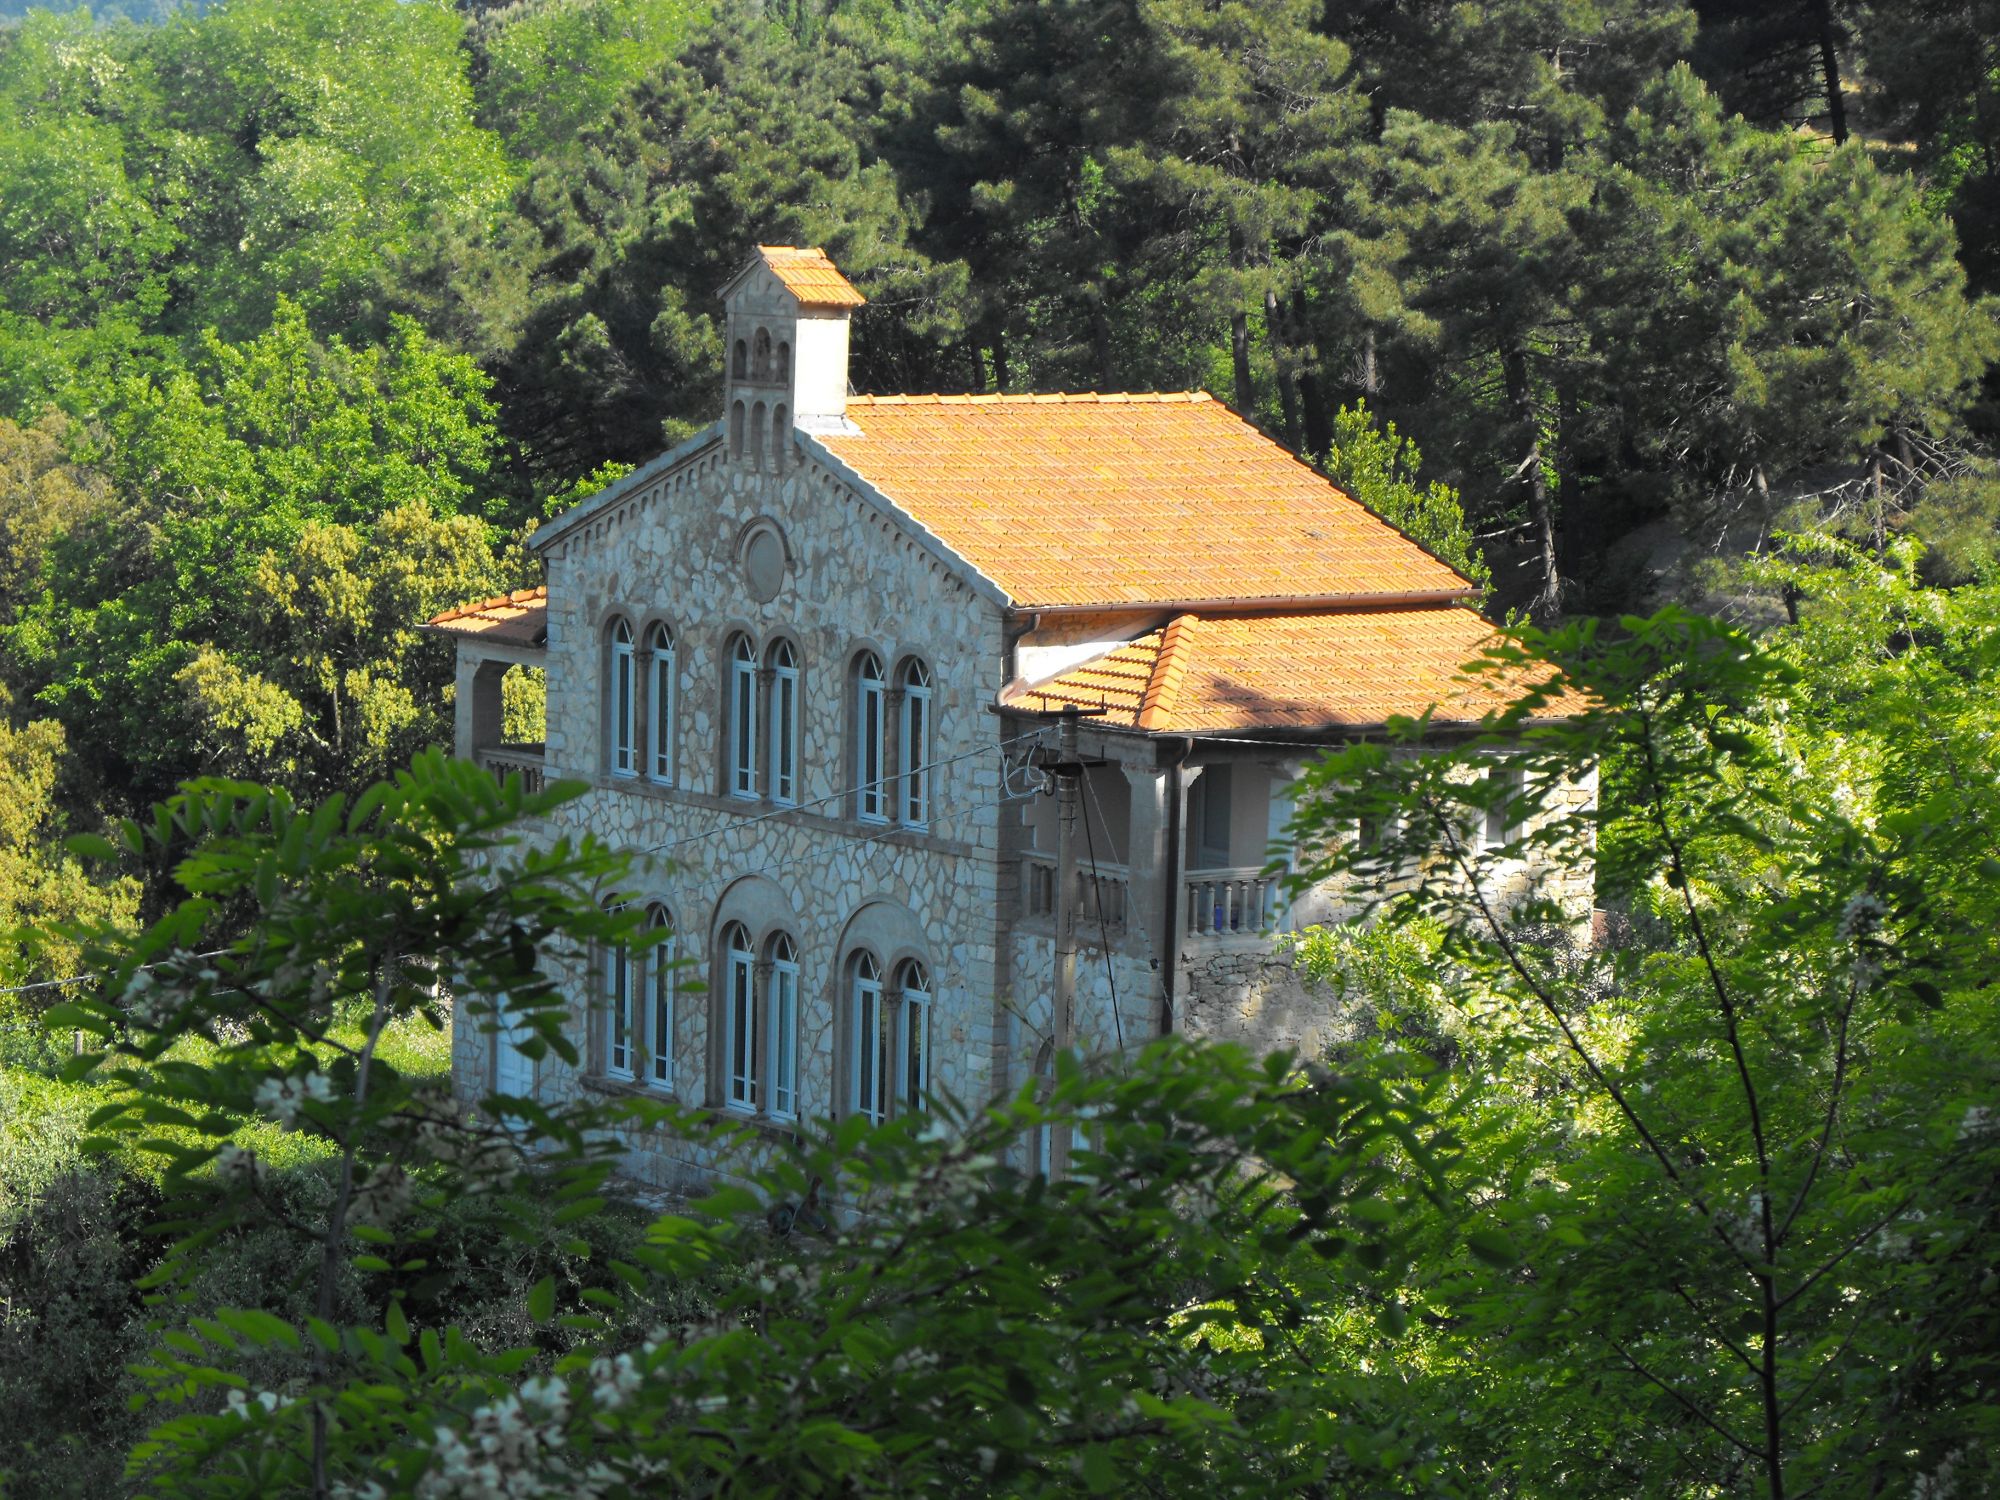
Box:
(1839, 891, 1887, 940)
(254, 1070, 332, 1130)
(589, 1353, 640, 1410)
(519, 1377, 569, 1421)
(350, 1163, 413, 1227)
(215, 1143, 265, 1186)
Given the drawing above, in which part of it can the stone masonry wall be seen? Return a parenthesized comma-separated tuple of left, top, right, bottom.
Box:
(1177, 761, 1600, 1066)
(456, 432, 1015, 1193)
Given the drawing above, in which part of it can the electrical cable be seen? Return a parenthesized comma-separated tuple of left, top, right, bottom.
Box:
(0, 946, 235, 1001)
(633, 728, 1048, 859)
(1079, 769, 1124, 1052)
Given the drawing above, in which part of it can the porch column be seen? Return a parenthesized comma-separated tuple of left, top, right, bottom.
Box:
(1122, 763, 1169, 974)
(460, 656, 509, 761)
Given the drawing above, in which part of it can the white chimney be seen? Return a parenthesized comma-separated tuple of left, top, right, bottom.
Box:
(718, 246, 864, 462)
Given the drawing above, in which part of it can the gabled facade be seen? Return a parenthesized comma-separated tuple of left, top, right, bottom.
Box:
(426, 247, 1593, 1191)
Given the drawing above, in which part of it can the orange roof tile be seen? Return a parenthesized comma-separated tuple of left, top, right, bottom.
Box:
(1003, 606, 1573, 733)
(817, 394, 1472, 609)
(757, 245, 866, 309)
(422, 587, 548, 648)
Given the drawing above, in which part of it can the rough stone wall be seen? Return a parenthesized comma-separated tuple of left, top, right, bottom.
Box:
(1003, 930, 1158, 1074)
(456, 434, 1015, 1192)
(1178, 760, 1600, 1065)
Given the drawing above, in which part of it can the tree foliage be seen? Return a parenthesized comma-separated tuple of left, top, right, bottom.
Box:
(1282, 548, 2000, 1496)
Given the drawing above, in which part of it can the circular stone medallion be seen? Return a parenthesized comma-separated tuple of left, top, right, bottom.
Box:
(744, 525, 787, 603)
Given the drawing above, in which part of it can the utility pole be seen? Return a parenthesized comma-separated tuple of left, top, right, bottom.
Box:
(1050, 704, 1080, 1179)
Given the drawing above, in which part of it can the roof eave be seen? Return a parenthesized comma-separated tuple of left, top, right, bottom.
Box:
(528, 426, 724, 553)
(1005, 589, 1477, 619)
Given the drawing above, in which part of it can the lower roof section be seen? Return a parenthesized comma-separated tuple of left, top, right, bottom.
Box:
(421, 587, 549, 649)
(999, 605, 1569, 735)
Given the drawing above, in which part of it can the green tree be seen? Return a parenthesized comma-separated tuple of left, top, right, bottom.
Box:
(7, 303, 513, 814)
(495, 10, 966, 480)
(0, 716, 138, 987)
(1856, 0, 2000, 297)
(145, 0, 515, 338)
(1284, 553, 2000, 1495)
(1584, 66, 2000, 547)
(47, 756, 1441, 1495)
(1321, 399, 1491, 595)
(469, 0, 712, 159)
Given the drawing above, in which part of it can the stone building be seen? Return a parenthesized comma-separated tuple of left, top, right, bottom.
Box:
(424, 246, 1592, 1189)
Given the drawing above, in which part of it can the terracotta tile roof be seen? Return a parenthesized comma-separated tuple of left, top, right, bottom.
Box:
(816, 393, 1472, 609)
(1003, 606, 1574, 733)
(422, 587, 548, 648)
(757, 245, 866, 309)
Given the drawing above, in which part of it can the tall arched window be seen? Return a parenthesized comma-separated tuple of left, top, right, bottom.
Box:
(728, 635, 758, 799)
(732, 339, 747, 379)
(848, 951, 886, 1124)
(647, 905, 676, 1090)
(751, 326, 772, 380)
(729, 400, 745, 460)
(608, 618, 637, 777)
(646, 622, 675, 785)
(751, 400, 768, 471)
(770, 405, 787, 475)
(767, 639, 800, 807)
(855, 652, 887, 823)
(776, 341, 791, 381)
(767, 933, 799, 1120)
(603, 914, 637, 1080)
(721, 922, 757, 1111)
(894, 959, 931, 1113)
(899, 658, 933, 827)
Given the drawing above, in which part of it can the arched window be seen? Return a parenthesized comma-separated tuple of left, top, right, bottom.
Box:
(855, 652, 887, 823)
(776, 341, 791, 381)
(720, 922, 757, 1111)
(751, 400, 768, 471)
(729, 400, 745, 460)
(899, 658, 933, 827)
(608, 618, 637, 777)
(848, 951, 886, 1124)
(732, 339, 747, 379)
(767, 638, 800, 807)
(646, 622, 675, 785)
(767, 933, 799, 1120)
(1481, 761, 1527, 852)
(603, 909, 638, 1080)
(728, 635, 758, 799)
(770, 405, 787, 475)
(647, 905, 676, 1090)
(751, 326, 772, 380)
(894, 959, 931, 1113)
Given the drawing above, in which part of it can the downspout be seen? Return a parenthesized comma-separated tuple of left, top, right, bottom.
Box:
(1159, 736, 1193, 1036)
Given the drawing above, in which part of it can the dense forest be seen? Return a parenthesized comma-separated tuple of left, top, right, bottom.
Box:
(1, 2, 1999, 1496)
(1, 0, 1997, 946)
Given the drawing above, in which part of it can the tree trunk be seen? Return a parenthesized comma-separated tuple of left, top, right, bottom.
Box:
(1092, 301, 1115, 390)
(991, 326, 1011, 393)
(1265, 288, 1303, 452)
(1230, 307, 1256, 417)
(1356, 324, 1380, 401)
(968, 340, 987, 394)
(1502, 342, 1562, 619)
(1811, 0, 1848, 144)
(1294, 288, 1332, 460)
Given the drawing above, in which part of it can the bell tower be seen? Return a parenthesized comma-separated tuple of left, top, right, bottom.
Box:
(719, 245, 865, 467)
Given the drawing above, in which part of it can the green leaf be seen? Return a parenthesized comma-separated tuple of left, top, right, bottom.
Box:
(1466, 1229, 1517, 1268)
(526, 1275, 556, 1324)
